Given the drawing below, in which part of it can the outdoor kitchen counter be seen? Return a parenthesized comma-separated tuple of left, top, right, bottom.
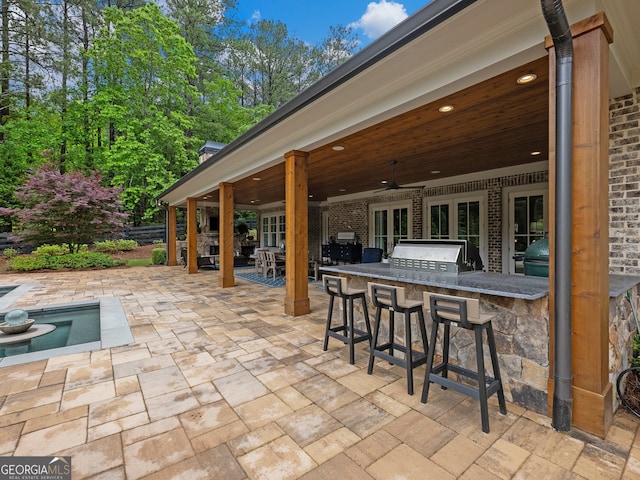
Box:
(320, 263, 640, 300)
(320, 263, 640, 415)
(320, 263, 549, 300)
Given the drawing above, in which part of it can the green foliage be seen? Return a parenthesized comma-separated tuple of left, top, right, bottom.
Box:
(152, 239, 164, 245)
(9, 256, 49, 271)
(0, 106, 60, 228)
(33, 244, 69, 257)
(9, 251, 123, 271)
(94, 239, 139, 252)
(89, 4, 200, 224)
(3, 248, 18, 259)
(127, 258, 152, 267)
(151, 248, 167, 265)
(632, 334, 640, 368)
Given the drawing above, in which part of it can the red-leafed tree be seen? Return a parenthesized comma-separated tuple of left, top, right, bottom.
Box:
(0, 163, 127, 253)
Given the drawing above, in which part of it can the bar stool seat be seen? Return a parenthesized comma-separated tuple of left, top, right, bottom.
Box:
(323, 275, 372, 364)
(421, 293, 507, 433)
(367, 282, 428, 395)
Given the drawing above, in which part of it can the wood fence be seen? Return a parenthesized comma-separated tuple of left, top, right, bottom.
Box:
(0, 224, 185, 251)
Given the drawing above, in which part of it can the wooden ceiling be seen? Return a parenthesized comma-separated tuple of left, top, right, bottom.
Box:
(202, 56, 549, 206)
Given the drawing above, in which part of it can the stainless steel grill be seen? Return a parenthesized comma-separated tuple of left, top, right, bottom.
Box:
(390, 240, 474, 274)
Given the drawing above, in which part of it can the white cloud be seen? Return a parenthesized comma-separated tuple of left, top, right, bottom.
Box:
(248, 9, 261, 25)
(349, 1, 409, 39)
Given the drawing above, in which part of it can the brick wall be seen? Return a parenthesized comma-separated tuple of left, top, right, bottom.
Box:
(327, 190, 423, 247)
(609, 87, 640, 275)
(257, 205, 323, 260)
(324, 174, 548, 273)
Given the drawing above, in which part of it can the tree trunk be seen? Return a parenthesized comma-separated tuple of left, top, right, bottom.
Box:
(1, 0, 11, 140)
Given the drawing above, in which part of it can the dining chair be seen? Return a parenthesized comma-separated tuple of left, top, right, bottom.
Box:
(264, 251, 285, 279)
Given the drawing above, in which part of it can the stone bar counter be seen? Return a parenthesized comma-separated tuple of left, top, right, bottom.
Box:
(320, 263, 640, 415)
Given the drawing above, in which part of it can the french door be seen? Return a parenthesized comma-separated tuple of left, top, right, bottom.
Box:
(370, 202, 411, 255)
(426, 194, 486, 268)
(261, 213, 286, 247)
(507, 189, 547, 274)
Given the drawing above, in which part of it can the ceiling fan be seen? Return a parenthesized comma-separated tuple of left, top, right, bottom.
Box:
(375, 160, 426, 192)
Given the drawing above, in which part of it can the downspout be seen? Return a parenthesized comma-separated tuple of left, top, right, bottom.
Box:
(541, 0, 573, 432)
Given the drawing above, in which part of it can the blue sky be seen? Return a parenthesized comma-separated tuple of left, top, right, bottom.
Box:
(233, 0, 432, 47)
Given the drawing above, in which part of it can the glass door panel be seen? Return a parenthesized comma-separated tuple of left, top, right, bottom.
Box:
(430, 204, 450, 239)
(457, 201, 480, 248)
(510, 193, 545, 274)
(392, 207, 409, 246)
(373, 210, 388, 251)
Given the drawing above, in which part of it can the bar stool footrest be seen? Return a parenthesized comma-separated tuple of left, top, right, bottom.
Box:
(327, 327, 371, 345)
(372, 343, 428, 369)
(429, 363, 502, 400)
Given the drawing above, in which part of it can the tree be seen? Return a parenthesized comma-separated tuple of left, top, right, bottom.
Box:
(223, 18, 359, 110)
(0, 163, 127, 252)
(88, 3, 200, 224)
(313, 25, 359, 77)
(0, 104, 61, 230)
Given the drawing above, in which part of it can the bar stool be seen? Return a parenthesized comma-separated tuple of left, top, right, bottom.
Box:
(323, 275, 372, 364)
(367, 283, 428, 395)
(421, 293, 507, 433)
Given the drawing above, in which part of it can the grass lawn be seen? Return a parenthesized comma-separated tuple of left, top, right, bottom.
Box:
(126, 258, 153, 267)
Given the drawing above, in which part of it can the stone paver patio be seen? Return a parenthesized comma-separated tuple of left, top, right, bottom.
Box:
(1, 266, 640, 479)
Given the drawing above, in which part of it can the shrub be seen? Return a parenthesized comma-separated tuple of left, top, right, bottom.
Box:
(9, 255, 49, 271)
(152, 239, 164, 245)
(94, 239, 139, 252)
(3, 248, 18, 259)
(33, 244, 68, 257)
(9, 252, 124, 271)
(151, 248, 166, 265)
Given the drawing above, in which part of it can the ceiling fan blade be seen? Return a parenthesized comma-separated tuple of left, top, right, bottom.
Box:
(375, 160, 425, 192)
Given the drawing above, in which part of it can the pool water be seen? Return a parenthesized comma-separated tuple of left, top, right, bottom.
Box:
(1, 304, 101, 358)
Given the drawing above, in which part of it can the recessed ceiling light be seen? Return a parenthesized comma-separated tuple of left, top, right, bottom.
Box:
(309, 194, 314, 198)
(381, 180, 388, 184)
(439, 105, 454, 113)
(517, 73, 537, 84)
(531, 151, 541, 156)
(252, 177, 261, 181)
(339, 188, 346, 192)
(431, 170, 440, 174)
(332, 145, 345, 151)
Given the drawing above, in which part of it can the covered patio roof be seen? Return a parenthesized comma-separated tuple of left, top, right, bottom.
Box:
(158, 0, 640, 208)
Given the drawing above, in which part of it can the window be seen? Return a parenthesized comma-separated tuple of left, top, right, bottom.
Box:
(261, 213, 285, 247)
(369, 201, 411, 255)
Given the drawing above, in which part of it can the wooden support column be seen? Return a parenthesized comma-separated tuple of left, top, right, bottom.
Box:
(546, 12, 613, 438)
(219, 182, 235, 288)
(167, 206, 177, 266)
(186, 198, 198, 274)
(284, 150, 310, 316)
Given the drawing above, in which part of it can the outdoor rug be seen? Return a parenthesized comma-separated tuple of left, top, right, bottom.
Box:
(235, 271, 317, 288)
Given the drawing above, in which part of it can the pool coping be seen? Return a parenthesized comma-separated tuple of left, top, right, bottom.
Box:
(0, 297, 134, 367)
(0, 282, 38, 311)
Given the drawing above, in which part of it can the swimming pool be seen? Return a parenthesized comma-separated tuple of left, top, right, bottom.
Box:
(0, 282, 38, 311)
(0, 285, 17, 297)
(0, 298, 133, 366)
